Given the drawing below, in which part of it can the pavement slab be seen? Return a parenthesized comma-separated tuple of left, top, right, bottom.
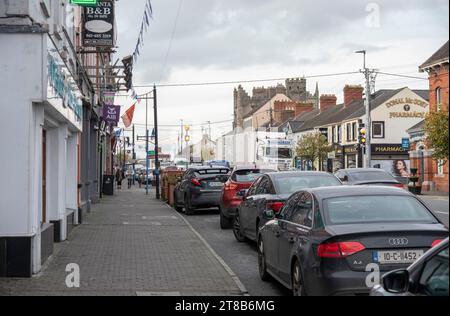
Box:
(0, 186, 246, 296)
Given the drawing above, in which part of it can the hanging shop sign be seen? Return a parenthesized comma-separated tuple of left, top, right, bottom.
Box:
(82, 0, 115, 47)
(47, 54, 82, 121)
(102, 104, 121, 126)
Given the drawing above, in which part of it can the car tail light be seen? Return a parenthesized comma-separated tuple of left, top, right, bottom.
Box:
(267, 201, 284, 213)
(393, 183, 405, 189)
(431, 239, 443, 248)
(318, 242, 366, 258)
(191, 178, 202, 187)
(227, 182, 239, 191)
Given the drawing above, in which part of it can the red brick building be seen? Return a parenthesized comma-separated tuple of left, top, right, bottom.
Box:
(409, 41, 449, 192)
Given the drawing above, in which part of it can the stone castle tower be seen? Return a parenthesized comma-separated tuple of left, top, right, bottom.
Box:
(233, 78, 319, 129)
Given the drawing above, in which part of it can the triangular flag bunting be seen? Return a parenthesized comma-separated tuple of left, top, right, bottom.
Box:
(121, 103, 136, 128)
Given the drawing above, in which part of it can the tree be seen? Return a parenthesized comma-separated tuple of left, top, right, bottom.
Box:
(424, 109, 449, 162)
(296, 131, 333, 170)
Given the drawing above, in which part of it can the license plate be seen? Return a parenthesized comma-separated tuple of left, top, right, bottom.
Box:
(373, 250, 424, 264)
(209, 182, 224, 187)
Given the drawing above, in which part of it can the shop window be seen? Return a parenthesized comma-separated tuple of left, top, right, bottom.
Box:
(436, 88, 442, 111)
(437, 160, 445, 175)
(372, 121, 385, 139)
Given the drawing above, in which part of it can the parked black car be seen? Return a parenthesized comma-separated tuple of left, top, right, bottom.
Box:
(257, 186, 448, 296)
(335, 168, 405, 188)
(174, 166, 230, 215)
(371, 238, 448, 296)
(233, 171, 342, 243)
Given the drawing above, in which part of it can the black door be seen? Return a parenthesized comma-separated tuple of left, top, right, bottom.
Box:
(277, 192, 314, 285)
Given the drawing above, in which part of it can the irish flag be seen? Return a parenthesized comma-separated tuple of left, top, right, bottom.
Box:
(121, 103, 136, 128)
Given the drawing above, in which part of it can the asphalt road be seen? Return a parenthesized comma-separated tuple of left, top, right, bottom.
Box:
(418, 196, 449, 227)
(179, 208, 291, 296)
(180, 195, 448, 297)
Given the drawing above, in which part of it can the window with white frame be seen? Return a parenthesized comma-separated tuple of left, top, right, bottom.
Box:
(372, 121, 385, 139)
(346, 123, 352, 142)
(352, 122, 357, 141)
(437, 160, 445, 175)
(337, 125, 342, 143)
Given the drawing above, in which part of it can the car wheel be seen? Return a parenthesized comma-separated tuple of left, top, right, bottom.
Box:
(219, 208, 233, 229)
(258, 237, 270, 281)
(292, 260, 307, 296)
(233, 212, 246, 242)
(174, 193, 183, 212)
(184, 195, 195, 216)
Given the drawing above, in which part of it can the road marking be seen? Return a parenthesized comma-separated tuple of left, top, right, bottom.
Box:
(136, 291, 181, 296)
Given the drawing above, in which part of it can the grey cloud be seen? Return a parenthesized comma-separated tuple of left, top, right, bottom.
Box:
(115, 0, 449, 83)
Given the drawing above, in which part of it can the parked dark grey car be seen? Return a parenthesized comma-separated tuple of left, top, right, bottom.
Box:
(233, 171, 342, 243)
(335, 168, 405, 188)
(371, 238, 448, 296)
(174, 167, 230, 215)
(257, 186, 448, 296)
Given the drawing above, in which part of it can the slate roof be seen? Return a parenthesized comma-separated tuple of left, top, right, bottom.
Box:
(291, 88, 430, 133)
(407, 120, 425, 134)
(420, 41, 449, 69)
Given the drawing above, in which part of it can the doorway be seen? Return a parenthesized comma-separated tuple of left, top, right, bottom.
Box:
(42, 129, 47, 224)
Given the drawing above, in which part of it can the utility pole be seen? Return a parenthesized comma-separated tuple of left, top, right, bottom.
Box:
(356, 50, 375, 168)
(153, 84, 161, 200)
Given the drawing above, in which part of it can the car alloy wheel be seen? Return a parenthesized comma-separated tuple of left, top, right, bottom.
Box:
(174, 193, 183, 212)
(292, 260, 306, 296)
(258, 237, 270, 281)
(233, 213, 246, 242)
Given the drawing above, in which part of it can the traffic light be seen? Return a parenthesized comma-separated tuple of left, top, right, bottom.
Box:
(358, 122, 367, 147)
(122, 55, 133, 92)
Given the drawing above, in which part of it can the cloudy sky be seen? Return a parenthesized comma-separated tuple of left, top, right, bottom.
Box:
(113, 0, 449, 157)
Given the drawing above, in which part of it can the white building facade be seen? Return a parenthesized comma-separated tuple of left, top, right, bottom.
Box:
(0, 0, 85, 277)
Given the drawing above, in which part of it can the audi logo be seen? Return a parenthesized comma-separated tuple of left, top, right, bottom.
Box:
(389, 238, 409, 246)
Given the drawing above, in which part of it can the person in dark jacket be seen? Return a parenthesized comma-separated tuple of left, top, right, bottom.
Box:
(115, 168, 124, 189)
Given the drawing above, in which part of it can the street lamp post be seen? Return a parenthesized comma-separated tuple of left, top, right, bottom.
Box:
(356, 50, 376, 168)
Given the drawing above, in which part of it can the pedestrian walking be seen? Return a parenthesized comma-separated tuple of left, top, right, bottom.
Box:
(127, 169, 133, 189)
(115, 168, 123, 190)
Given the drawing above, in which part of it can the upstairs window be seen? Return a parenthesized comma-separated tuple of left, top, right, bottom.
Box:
(436, 88, 443, 111)
(373, 122, 385, 139)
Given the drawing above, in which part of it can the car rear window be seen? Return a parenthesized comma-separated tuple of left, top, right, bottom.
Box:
(323, 195, 438, 225)
(274, 175, 342, 195)
(350, 171, 395, 181)
(232, 169, 273, 183)
(195, 169, 229, 176)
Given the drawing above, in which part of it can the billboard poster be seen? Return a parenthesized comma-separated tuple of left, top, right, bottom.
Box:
(82, 0, 115, 47)
(371, 159, 411, 178)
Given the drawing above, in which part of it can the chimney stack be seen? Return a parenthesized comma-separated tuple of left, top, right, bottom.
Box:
(344, 85, 364, 107)
(320, 94, 337, 112)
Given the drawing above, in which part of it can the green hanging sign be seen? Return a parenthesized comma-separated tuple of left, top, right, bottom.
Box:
(70, 0, 97, 6)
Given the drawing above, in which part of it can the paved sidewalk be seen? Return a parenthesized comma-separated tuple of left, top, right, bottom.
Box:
(0, 186, 246, 296)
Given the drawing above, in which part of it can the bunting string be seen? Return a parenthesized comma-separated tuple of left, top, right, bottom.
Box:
(128, 0, 154, 102)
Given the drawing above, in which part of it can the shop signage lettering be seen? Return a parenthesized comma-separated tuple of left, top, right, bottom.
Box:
(386, 98, 428, 109)
(389, 112, 427, 119)
(372, 144, 408, 155)
(47, 54, 82, 121)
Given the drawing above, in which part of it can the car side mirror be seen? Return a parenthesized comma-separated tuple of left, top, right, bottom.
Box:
(262, 209, 275, 220)
(382, 269, 410, 294)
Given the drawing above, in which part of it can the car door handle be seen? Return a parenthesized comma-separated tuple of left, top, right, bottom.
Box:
(289, 237, 295, 244)
(275, 231, 281, 238)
